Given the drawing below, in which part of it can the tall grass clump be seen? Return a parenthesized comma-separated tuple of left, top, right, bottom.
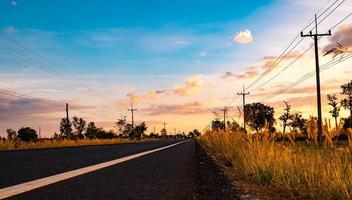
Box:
(199, 130, 352, 199)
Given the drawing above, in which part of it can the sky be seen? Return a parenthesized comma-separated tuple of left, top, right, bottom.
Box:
(0, 0, 352, 137)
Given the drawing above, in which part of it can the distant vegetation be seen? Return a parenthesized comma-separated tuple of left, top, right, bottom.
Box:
(200, 80, 352, 199)
(210, 79, 352, 145)
(0, 116, 200, 150)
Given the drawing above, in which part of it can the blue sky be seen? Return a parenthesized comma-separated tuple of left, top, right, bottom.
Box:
(1, 0, 352, 136)
(1, 0, 273, 30)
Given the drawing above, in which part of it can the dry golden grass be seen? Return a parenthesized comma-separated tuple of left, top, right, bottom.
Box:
(199, 128, 352, 200)
(0, 138, 157, 151)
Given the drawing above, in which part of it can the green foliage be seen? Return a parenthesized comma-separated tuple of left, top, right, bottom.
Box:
(244, 102, 275, 132)
(258, 169, 273, 185)
(17, 127, 38, 142)
(60, 118, 73, 139)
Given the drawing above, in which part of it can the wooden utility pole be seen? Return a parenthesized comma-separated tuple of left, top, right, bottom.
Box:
(38, 126, 41, 139)
(128, 104, 137, 128)
(162, 122, 167, 130)
(301, 14, 331, 143)
(237, 85, 249, 132)
(220, 107, 228, 129)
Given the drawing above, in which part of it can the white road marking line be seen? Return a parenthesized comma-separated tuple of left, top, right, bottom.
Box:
(0, 140, 188, 199)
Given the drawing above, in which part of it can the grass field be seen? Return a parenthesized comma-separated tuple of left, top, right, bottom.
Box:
(199, 129, 352, 200)
(0, 138, 157, 151)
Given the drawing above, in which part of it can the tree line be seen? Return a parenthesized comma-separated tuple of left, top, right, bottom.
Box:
(3, 116, 201, 142)
(211, 80, 352, 137)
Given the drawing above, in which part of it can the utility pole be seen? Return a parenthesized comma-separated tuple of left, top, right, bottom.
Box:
(237, 85, 249, 132)
(66, 103, 69, 122)
(153, 127, 156, 135)
(38, 126, 41, 139)
(301, 14, 331, 143)
(128, 104, 138, 128)
(162, 122, 167, 130)
(220, 107, 228, 129)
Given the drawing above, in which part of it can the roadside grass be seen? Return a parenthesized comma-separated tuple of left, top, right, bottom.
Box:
(0, 138, 158, 151)
(199, 129, 352, 200)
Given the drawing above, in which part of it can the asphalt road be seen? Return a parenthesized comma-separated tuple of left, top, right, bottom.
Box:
(0, 139, 196, 200)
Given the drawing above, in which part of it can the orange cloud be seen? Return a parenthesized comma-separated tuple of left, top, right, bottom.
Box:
(232, 30, 253, 44)
(142, 101, 209, 115)
(261, 50, 301, 69)
(223, 66, 259, 80)
(122, 74, 204, 106)
(172, 75, 203, 96)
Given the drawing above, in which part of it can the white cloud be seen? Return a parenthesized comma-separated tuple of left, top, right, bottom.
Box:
(197, 51, 207, 57)
(232, 29, 253, 44)
(11, 1, 17, 6)
(5, 26, 16, 33)
(173, 39, 190, 46)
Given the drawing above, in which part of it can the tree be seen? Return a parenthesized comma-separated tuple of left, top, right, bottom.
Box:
(160, 128, 167, 137)
(72, 116, 86, 139)
(95, 129, 115, 139)
(60, 118, 73, 139)
(133, 122, 147, 139)
(6, 128, 17, 140)
(290, 113, 307, 133)
(279, 101, 293, 134)
(211, 118, 224, 131)
(340, 80, 352, 118)
(327, 94, 341, 128)
(114, 117, 127, 134)
(188, 129, 201, 138)
(244, 102, 275, 132)
(17, 127, 38, 142)
(85, 122, 98, 139)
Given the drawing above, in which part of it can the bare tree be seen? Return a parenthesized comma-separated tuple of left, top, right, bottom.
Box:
(279, 101, 293, 134)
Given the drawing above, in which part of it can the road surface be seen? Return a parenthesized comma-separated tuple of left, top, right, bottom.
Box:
(0, 139, 196, 200)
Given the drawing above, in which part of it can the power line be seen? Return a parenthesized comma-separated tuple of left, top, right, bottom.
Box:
(261, 53, 352, 102)
(0, 40, 97, 94)
(245, 0, 345, 91)
(0, 44, 96, 95)
(1, 35, 95, 92)
(0, 87, 60, 106)
(249, 6, 352, 94)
